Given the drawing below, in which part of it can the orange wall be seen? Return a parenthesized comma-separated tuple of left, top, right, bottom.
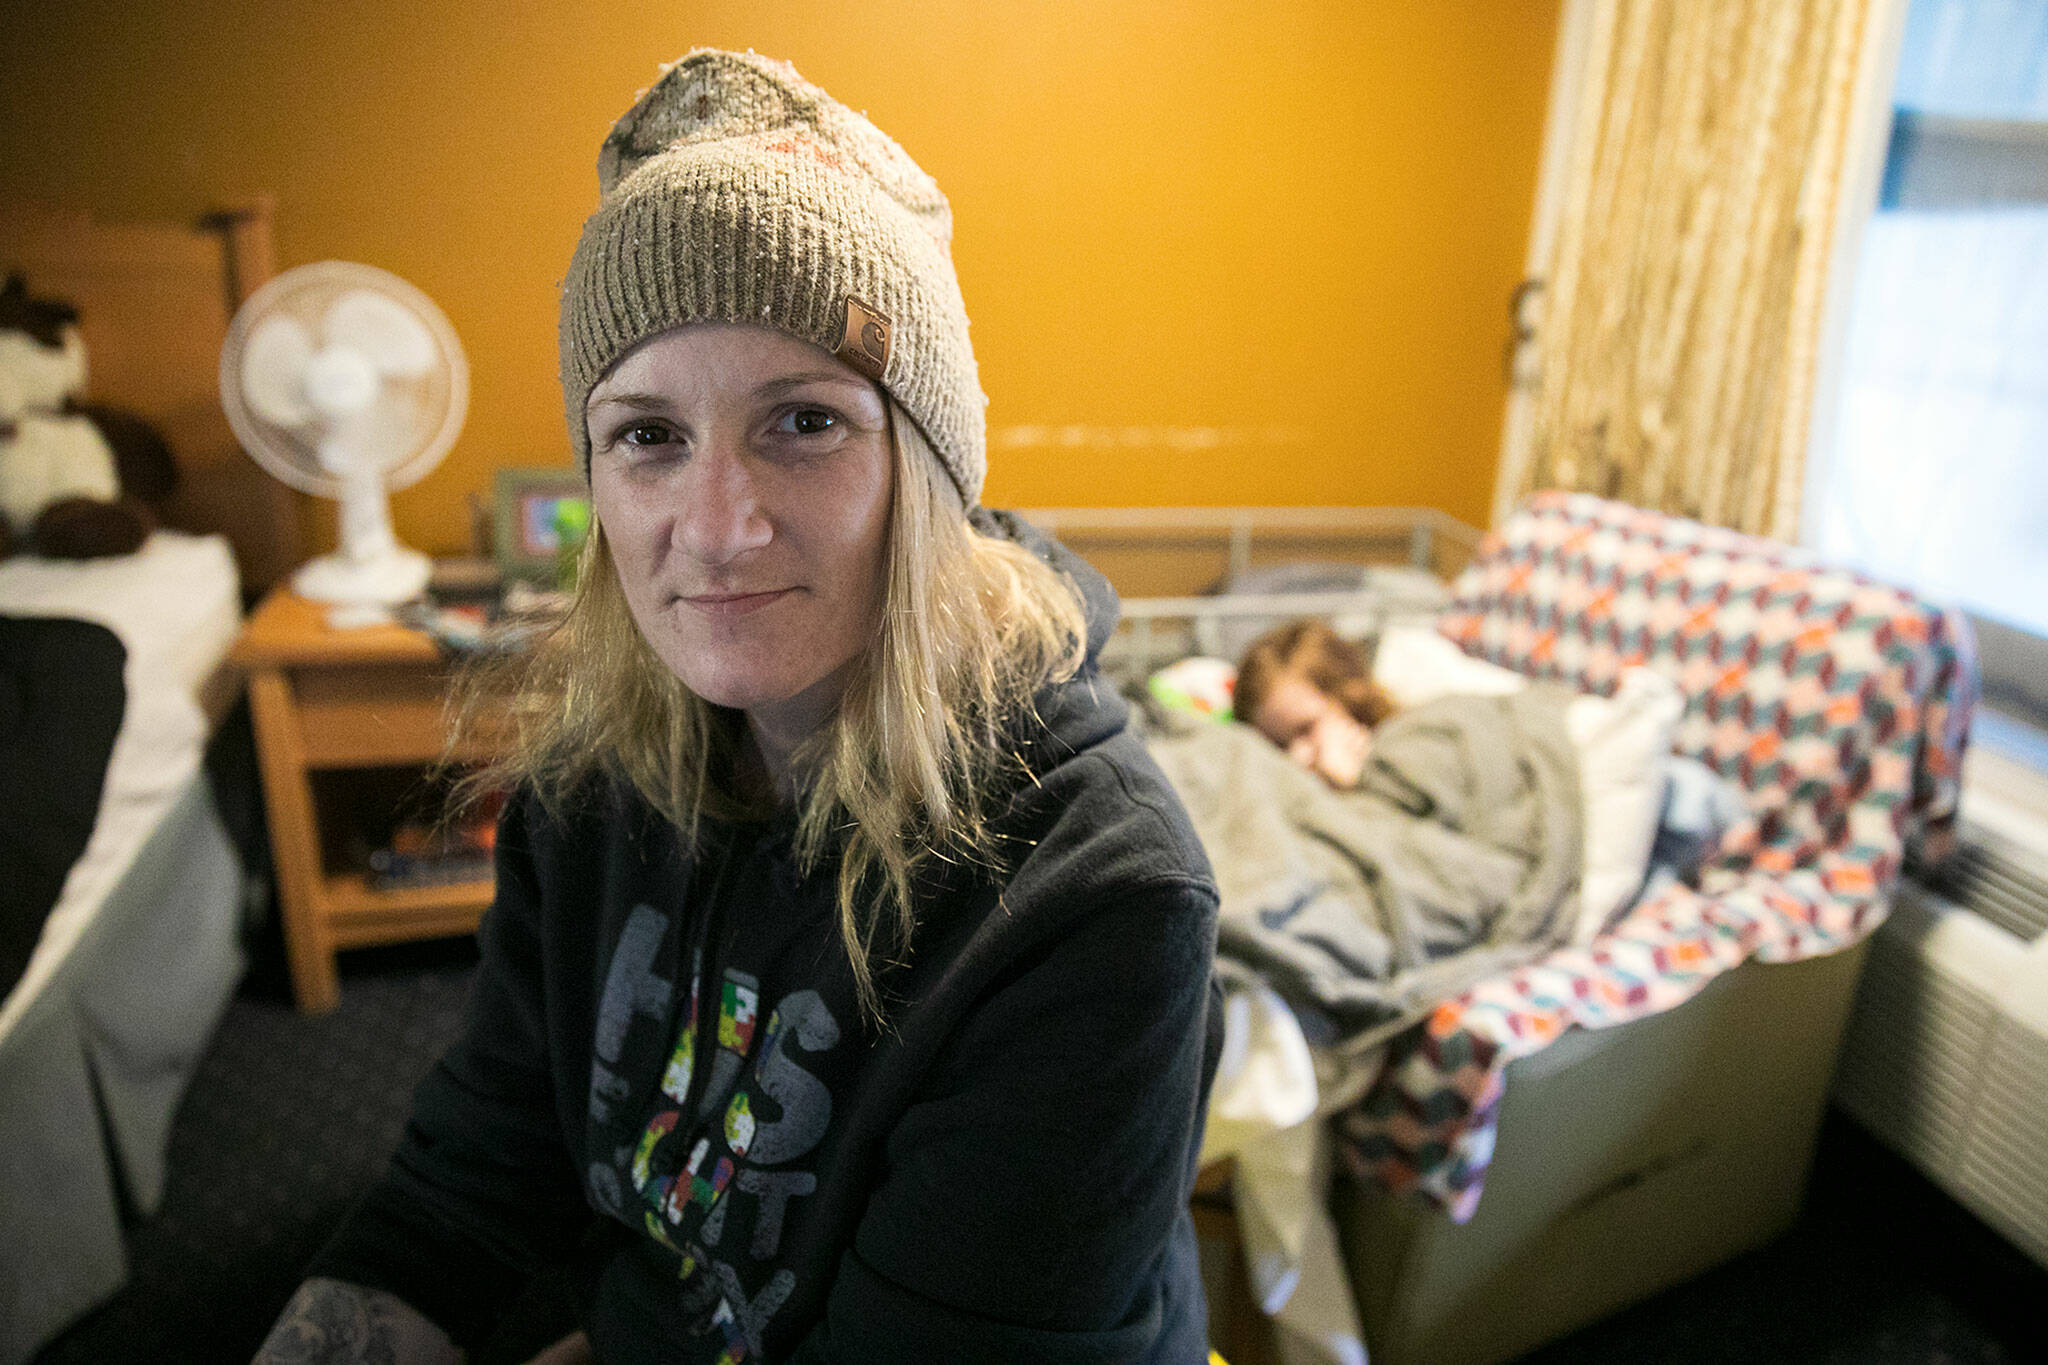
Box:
(1, 1, 1559, 554)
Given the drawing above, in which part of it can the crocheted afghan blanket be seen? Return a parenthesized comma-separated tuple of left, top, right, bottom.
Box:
(1336, 492, 1978, 1220)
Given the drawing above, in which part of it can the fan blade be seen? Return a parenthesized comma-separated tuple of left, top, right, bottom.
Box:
(323, 289, 437, 378)
(317, 393, 431, 476)
(240, 316, 315, 427)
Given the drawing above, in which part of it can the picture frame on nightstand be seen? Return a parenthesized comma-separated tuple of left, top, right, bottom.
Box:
(492, 467, 590, 584)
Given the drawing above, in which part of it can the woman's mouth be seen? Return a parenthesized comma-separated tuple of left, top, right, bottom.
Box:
(679, 589, 796, 617)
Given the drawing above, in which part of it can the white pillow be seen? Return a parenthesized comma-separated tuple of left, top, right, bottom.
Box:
(1372, 627, 1683, 943)
(1370, 625, 1527, 707)
(1564, 668, 1685, 941)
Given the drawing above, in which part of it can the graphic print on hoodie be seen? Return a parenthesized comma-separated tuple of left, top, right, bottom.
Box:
(582, 822, 859, 1363)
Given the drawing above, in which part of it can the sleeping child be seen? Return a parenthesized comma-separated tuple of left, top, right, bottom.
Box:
(1233, 619, 1398, 789)
(1145, 614, 1584, 1051)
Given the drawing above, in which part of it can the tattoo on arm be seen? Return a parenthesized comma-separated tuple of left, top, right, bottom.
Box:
(251, 1277, 462, 1365)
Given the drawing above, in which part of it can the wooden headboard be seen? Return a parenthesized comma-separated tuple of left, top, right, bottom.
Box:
(0, 199, 304, 595)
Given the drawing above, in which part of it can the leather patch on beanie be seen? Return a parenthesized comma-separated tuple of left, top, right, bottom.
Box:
(835, 296, 891, 383)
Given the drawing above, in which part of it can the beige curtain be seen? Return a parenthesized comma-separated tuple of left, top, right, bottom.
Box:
(1497, 0, 1891, 540)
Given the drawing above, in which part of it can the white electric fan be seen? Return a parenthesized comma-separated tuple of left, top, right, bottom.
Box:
(220, 261, 468, 610)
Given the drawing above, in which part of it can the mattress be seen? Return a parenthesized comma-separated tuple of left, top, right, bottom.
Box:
(0, 531, 241, 1037)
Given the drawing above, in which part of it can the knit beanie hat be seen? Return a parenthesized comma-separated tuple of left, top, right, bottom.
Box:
(559, 49, 985, 508)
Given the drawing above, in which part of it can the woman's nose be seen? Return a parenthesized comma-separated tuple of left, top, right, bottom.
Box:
(673, 434, 772, 567)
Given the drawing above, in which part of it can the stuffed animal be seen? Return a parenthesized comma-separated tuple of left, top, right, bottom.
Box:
(0, 273, 179, 560)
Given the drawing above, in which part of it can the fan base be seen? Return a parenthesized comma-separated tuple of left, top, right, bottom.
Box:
(293, 545, 432, 606)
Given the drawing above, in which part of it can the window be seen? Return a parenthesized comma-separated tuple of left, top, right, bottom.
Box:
(1806, 0, 2048, 727)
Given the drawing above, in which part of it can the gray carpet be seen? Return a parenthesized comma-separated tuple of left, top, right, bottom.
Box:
(30, 928, 2048, 1364)
(31, 936, 479, 1365)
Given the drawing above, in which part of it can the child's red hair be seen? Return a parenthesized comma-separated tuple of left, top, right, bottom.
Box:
(1235, 619, 1397, 730)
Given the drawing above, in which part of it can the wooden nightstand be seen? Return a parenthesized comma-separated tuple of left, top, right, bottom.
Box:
(232, 587, 502, 1012)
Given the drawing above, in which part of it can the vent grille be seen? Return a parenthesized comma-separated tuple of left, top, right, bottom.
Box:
(1838, 738, 2048, 1271)
(1909, 821, 2048, 942)
(1836, 868, 2048, 1272)
(1834, 890, 1995, 1165)
(1958, 1020, 2048, 1266)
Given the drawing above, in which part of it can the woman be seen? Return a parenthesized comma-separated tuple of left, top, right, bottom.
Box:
(1233, 619, 1398, 789)
(255, 50, 1220, 1364)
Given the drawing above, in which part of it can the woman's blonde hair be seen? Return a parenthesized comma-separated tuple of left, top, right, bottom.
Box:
(453, 407, 1086, 1020)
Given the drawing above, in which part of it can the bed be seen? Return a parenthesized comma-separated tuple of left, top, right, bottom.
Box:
(0, 201, 296, 1364)
(1027, 498, 1978, 1365)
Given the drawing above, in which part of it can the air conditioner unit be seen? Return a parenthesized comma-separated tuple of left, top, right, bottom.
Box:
(1833, 739, 2048, 1269)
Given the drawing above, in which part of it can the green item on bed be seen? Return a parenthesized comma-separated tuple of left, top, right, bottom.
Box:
(1146, 656, 1236, 723)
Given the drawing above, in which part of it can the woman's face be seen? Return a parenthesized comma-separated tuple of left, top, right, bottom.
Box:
(586, 324, 894, 730)
(1250, 674, 1373, 789)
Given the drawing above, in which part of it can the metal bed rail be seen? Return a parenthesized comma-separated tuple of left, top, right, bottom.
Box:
(1019, 504, 1485, 582)
(1103, 588, 1452, 682)
(1017, 506, 1480, 681)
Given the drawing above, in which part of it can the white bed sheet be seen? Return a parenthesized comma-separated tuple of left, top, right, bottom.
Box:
(0, 531, 242, 1037)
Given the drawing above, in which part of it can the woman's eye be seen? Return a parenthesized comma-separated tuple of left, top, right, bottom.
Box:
(777, 407, 839, 437)
(618, 422, 674, 448)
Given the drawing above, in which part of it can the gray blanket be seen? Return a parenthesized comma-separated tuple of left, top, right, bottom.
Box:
(1147, 689, 1583, 1055)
